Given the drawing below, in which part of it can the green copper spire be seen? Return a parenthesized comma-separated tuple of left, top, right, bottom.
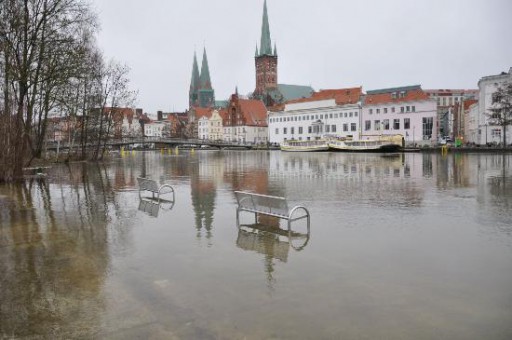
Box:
(259, 0, 273, 56)
(199, 47, 212, 89)
(190, 51, 200, 92)
(255, 44, 259, 57)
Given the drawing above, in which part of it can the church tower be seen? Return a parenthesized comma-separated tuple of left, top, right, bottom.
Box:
(254, 0, 278, 103)
(189, 48, 215, 108)
(189, 51, 200, 108)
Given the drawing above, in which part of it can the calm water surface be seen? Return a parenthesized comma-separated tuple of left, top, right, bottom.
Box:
(1, 151, 512, 339)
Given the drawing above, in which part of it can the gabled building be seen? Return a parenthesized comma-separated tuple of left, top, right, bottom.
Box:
(224, 92, 268, 144)
(363, 85, 437, 146)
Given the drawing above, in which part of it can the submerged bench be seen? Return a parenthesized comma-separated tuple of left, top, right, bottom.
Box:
(137, 177, 175, 201)
(234, 191, 310, 230)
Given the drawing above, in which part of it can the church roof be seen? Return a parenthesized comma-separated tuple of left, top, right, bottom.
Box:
(278, 84, 314, 101)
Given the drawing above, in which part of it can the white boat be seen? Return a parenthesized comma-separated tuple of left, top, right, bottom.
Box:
(328, 134, 403, 152)
(280, 139, 330, 152)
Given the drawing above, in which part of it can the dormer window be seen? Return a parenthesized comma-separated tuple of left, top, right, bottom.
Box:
(391, 92, 397, 99)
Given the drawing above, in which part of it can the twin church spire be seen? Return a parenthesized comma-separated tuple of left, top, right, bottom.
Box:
(189, 47, 214, 108)
(189, 1, 277, 108)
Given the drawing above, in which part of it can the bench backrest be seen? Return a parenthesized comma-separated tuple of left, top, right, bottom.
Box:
(137, 177, 159, 192)
(235, 191, 289, 217)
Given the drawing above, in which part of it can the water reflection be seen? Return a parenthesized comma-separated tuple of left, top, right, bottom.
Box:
(138, 197, 175, 218)
(1, 151, 512, 338)
(236, 214, 310, 289)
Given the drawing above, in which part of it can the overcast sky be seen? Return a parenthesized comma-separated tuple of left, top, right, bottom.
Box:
(91, 0, 512, 113)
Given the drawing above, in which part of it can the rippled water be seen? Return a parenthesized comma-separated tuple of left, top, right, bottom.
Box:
(1, 151, 512, 339)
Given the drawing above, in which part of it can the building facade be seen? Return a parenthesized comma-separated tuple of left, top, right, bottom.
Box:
(469, 67, 512, 145)
(363, 86, 438, 146)
(224, 93, 268, 144)
(268, 88, 363, 144)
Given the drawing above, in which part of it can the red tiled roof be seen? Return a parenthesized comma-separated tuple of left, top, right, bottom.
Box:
(364, 89, 430, 106)
(286, 87, 362, 106)
(193, 107, 213, 119)
(239, 99, 268, 127)
(463, 99, 478, 110)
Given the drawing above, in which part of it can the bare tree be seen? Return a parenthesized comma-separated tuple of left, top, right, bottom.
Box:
(488, 82, 512, 147)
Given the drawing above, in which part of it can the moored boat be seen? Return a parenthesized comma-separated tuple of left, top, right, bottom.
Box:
(328, 134, 403, 152)
(280, 139, 329, 152)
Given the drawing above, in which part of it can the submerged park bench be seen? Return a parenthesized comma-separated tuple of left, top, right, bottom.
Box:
(137, 177, 175, 202)
(234, 191, 310, 231)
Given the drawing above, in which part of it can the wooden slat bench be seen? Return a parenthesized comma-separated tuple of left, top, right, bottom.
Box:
(234, 191, 310, 231)
(137, 177, 175, 201)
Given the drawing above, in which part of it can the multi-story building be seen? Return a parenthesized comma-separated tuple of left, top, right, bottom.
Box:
(198, 115, 210, 140)
(224, 92, 268, 144)
(268, 87, 363, 144)
(425, 89, 478, 140)
(467, 67, 512, 145)
(363, 86, 438, 146)
(209, 109, 224, 141)
(144, 121, 169, 138)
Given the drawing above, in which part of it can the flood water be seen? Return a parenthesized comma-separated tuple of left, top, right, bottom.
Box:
(1, 150, 512, 339)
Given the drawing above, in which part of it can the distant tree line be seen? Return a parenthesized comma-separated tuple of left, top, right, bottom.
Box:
(0, 0, 136, 182)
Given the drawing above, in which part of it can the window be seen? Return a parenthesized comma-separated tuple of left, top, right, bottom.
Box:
(393, 119, 400, 130)
(343, 123, 348, 132)
(299, 126, 303, 134)
(491, 129, 501, 138)
(351, 123, 356, 131)
(404, 118, 410, 129)
(326, 125, 330, 133)
(308, 126, 312, 133)
(334, 113, 339, 118)
(391, 107, 395, 113)
(329, 113, 333, 118)
(383, 119, 390, 130)
(365, 120, 371, 131)
(376, 108, 380, 114)
(406, 106, 410, 112)
(344, 112, 347, 117)
(349, 112, 353, 117)
(355, 112, 358, 117)
(384, 108, 388, 114)
(283, 127, 287, 134)
(332, 125, 336, 132)
(291, 127, 294, 134)
(422, 117, 433, 140)
(391, 92, 397, 99)
(375, 120, 380, 131)
(400, 107, 404, 113)
(320, 114, 324, 119)
(412, 106, 416, 112)
(369, 109, 373, 114)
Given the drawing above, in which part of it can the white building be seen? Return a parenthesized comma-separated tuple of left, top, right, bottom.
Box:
(198, 116, 210, 140)
(268, 87, 363, 144)
(144, 121, 168, 137)
(473, 67, 512, 146)
(209, 110, 223, 141)
(363, 86, 438, 146)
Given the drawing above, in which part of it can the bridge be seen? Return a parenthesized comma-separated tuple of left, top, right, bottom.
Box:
(45, 137, 275, 151)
